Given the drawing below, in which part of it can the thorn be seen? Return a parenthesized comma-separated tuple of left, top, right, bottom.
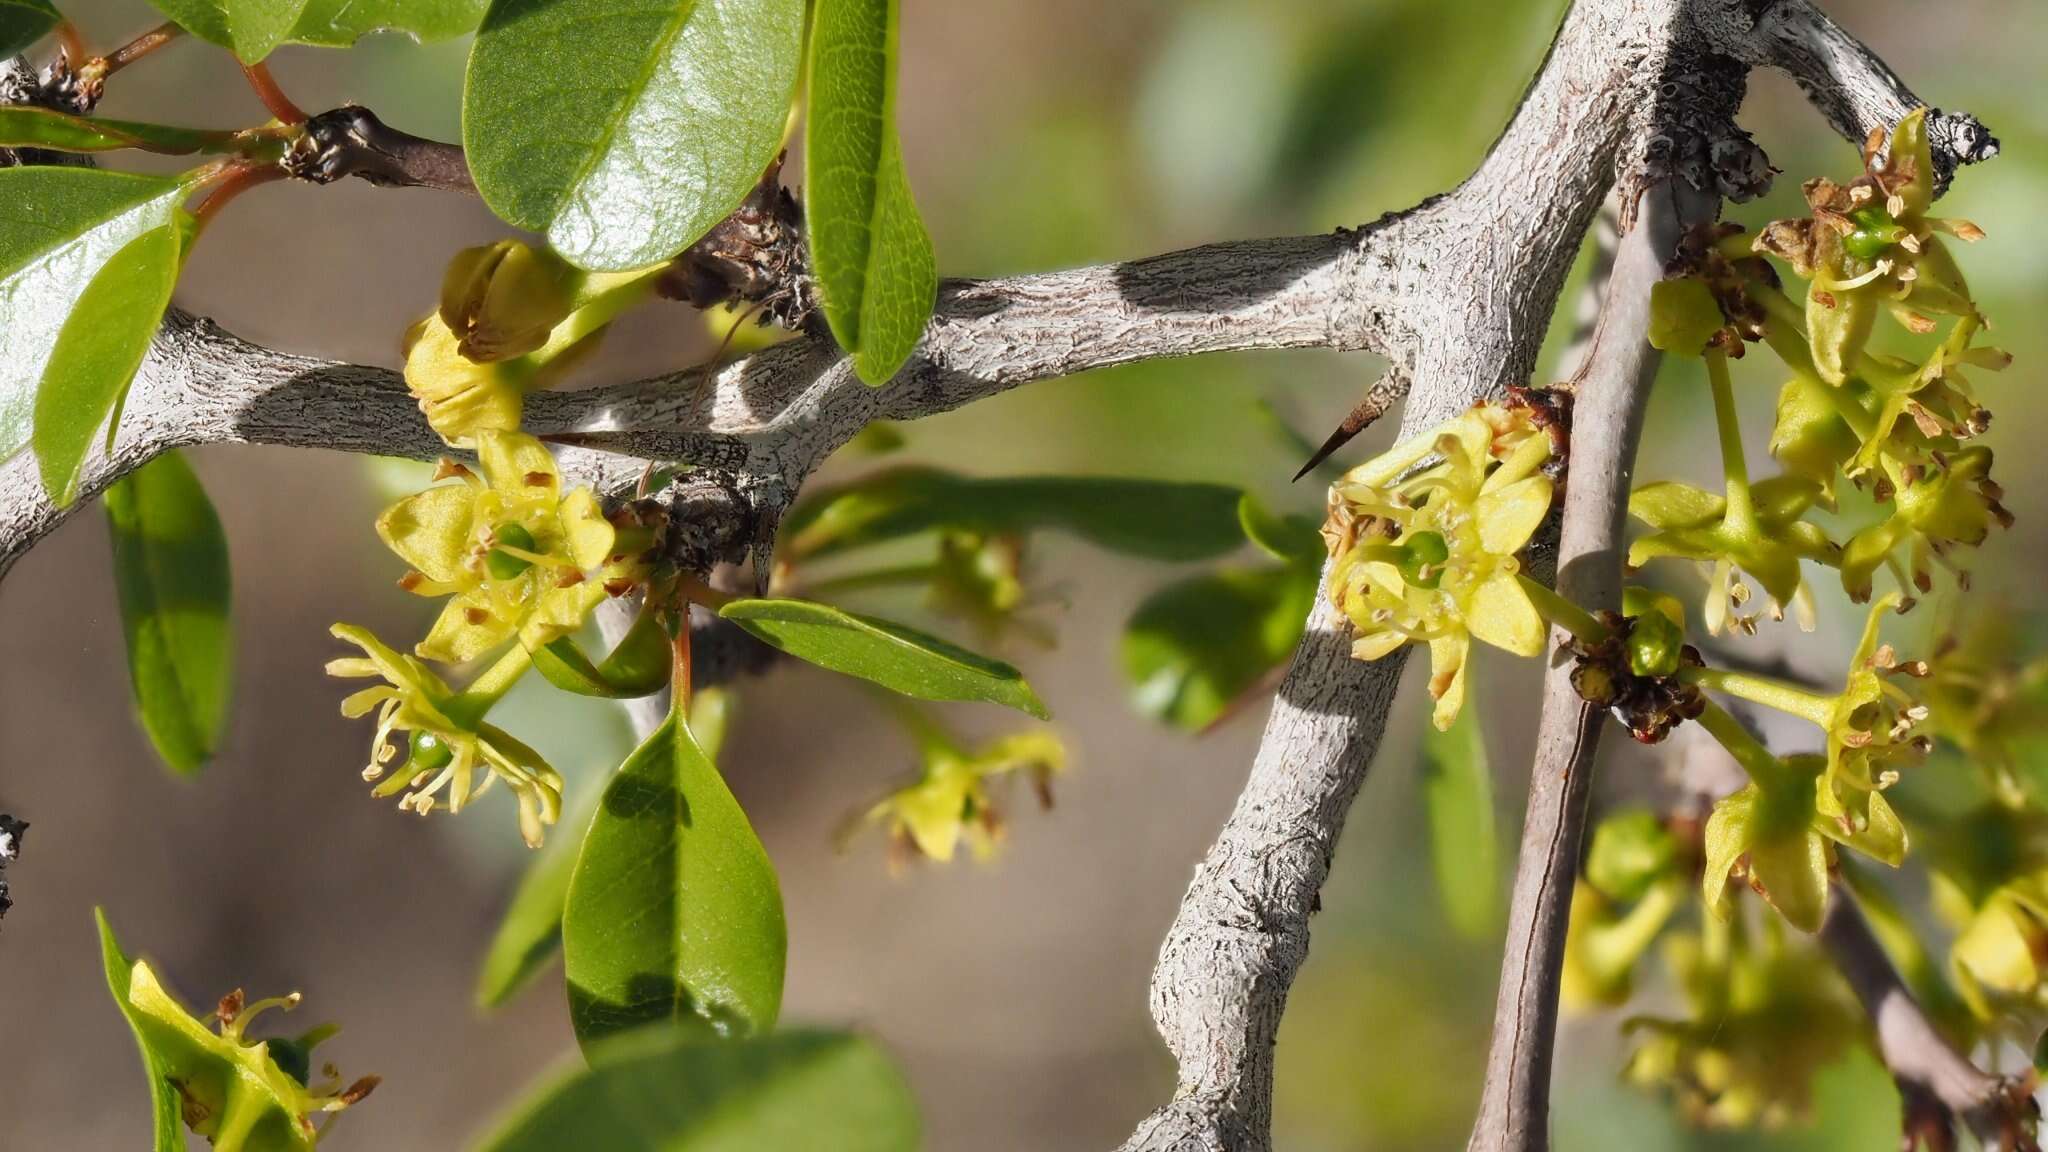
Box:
(1293, 373, 1406, 481)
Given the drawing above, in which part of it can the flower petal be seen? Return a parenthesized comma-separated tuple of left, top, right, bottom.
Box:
(1466, 573, 1545, 657)
(1476, 475, 1553, 555)
(417, 590, 519, 664)
(376, 485, 477, 583)
(1427, 634, 1469, 731)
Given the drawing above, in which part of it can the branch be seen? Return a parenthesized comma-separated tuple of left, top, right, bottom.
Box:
(1820, 890, 2041, 1152)
(285, 105, 476, 193)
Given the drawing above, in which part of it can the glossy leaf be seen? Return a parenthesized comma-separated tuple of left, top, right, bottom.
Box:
(477, 691, 732, 1010)
(105, 452, 233, 778)
(97, 910, 188, 1152)
(1121, 563, 1316, 732)
(0, 169, 184, 474)
(476, 1028, 918, 1152)
(806, 0, 934, 384)
(288, 0, 486, 45)
(0, 0, 60, 59)
(783, 467, 1246, 562)
(563, 712, 785, 1049)
(146, 0, 313, 63)
(721, 598, 1049, 718)
(1423, 702, 1497, 939)
(34, 222, 184, 504)
(530, 608, 672, 699)
(463, 0, 806, 271)
(0, 108, 230, 155)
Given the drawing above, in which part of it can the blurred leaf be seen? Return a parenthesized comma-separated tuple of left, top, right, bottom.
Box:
(1424, 700, 1497, 939)
(784, 467, 1246, 562)
(722, 597, 1049, 718)
(563, 711, 784, 1050)
(105, 451, 232, 778)
(0, 108, 231, 155)
(1121, 562, 1316, 732)
(475, 1028, 918, 1152)
(463, 0, 804, 271)
(146, 0, 313, 62)
(530, 607, 671, 699)
(97, 910, 187, 1152)
(288, 0, 486, 45)
(0, 169, 184, 476)
(33, 219, 184, 504)
(806, 0, 935, 384)
(0, 0, 58, 59)
(1237, 492, 1322, 562)
(1584, 810, 1676, 906)
(478, 690, 733, 1010)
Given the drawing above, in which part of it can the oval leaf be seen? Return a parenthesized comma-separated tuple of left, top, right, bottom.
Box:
(463, 0, 805, 271)
(0, 108, 232, 155)
(288, 0, 486, 46)
(784, 467, 1247, 562)
(96, 910, 189, 1152)
(34, 222, 184, 504)
(806, 0, 935, 384)
(563, 712, 785, 1049)
(476, 1029, 918, 1152)
(146, 0, 314, 62)
(105, 452, 233, 777)
(0, 169, 184, 474)
(0, 0, 59, 59)
(1121, 563, 1316, 732)
(721, 597, 1049, 717)
(529, 608, 672, 699)
(478, 690, 733, 1010)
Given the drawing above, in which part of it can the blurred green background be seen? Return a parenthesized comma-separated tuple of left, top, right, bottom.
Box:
(2, 0, 2044, 1148)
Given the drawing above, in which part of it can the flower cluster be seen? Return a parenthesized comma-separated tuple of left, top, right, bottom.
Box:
(329, 430, 660, 846)
(844, 710, 1067, 872)
(1324, 404, 1556, 729)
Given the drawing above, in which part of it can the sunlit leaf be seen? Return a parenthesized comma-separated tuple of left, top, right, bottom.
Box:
(33, 220, 184, 504)
(562, 711, 784, 1049)
(146, 0, 314, 63)
(476, 1028, 918, 1152)
(1423, 703, 1497, 939)
(287, 0, 486, 46)
(105, 451, 232, 778)
(529, 608, 671, 699)
(784, 467, 1246, 562)
(463, 0, 805, 271)
(722, 597, 1049, 718)
(0, 169, 184, 479)
(806, 0, 934, 383)
(97, 910, 187, 1152)
(0, 108, 231, 155)
(1121, 562, 1316, 732)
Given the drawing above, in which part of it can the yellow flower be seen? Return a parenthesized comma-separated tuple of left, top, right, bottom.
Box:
(378, 430, 634, 665)
(326, 625, 563, 847)
(1324, 405, 1554, 729)
(1702, 752, 1903, 933)
(846, 718, 1066, 870)
(1814, 595, 1928, 828)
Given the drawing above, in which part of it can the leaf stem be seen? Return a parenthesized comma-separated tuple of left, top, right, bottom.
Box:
(188, 160, 287, 240)
(96, 22, 182, 80)
(240, 62, 306, 125)
(1683, 665, 1834, 726)
(52, 20, 88, 66)
(1694, 700, 1796, 786)
(671, 616, 694, 717)
(1517, 574, 1610, 645)
(1705, 348, 1758, 537)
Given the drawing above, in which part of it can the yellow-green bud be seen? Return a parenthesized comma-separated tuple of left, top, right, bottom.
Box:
(439, 240, 580, 364)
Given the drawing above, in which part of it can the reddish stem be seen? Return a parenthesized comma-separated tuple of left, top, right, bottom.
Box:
(240, 62, 307, 125)
(672, 617, 694, 715)
(52, 21, 89, 66)
(190, 161, 287, 236)
(98, 22, 182, 79)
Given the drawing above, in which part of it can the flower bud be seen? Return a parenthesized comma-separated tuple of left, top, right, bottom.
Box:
(439, 240, 580, 363)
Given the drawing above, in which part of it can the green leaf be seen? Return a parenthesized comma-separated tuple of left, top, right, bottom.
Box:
(530, 608, 672, 699)
(563, 712, 785, 1050)
(1423, 703, 1497, 939)
(0, 169, 185, 476)
(721, 597, 1049, 718)
(145, 0, 314, 63)
(105, 452, 233, 778)
(805, 0, 935, 384)
(0, 0, 59, 59)
(463, 0, 805, 271)
(478, 690, 733, 1011)
(97, 909, 188, 1152)
(0, 109, 232, 156)
(33, 222, 183, 504)
(784, 467, 1247, 562)
(475, 1028, 918, 1152)
(1236, 492, 1322, 563)
(1121, 563, 1316, 732)
(287, 0, 486, 46)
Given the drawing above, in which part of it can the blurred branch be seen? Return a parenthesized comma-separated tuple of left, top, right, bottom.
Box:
(1820, 891, 2040, 1152)
(1466, 175, 1722, 1152)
